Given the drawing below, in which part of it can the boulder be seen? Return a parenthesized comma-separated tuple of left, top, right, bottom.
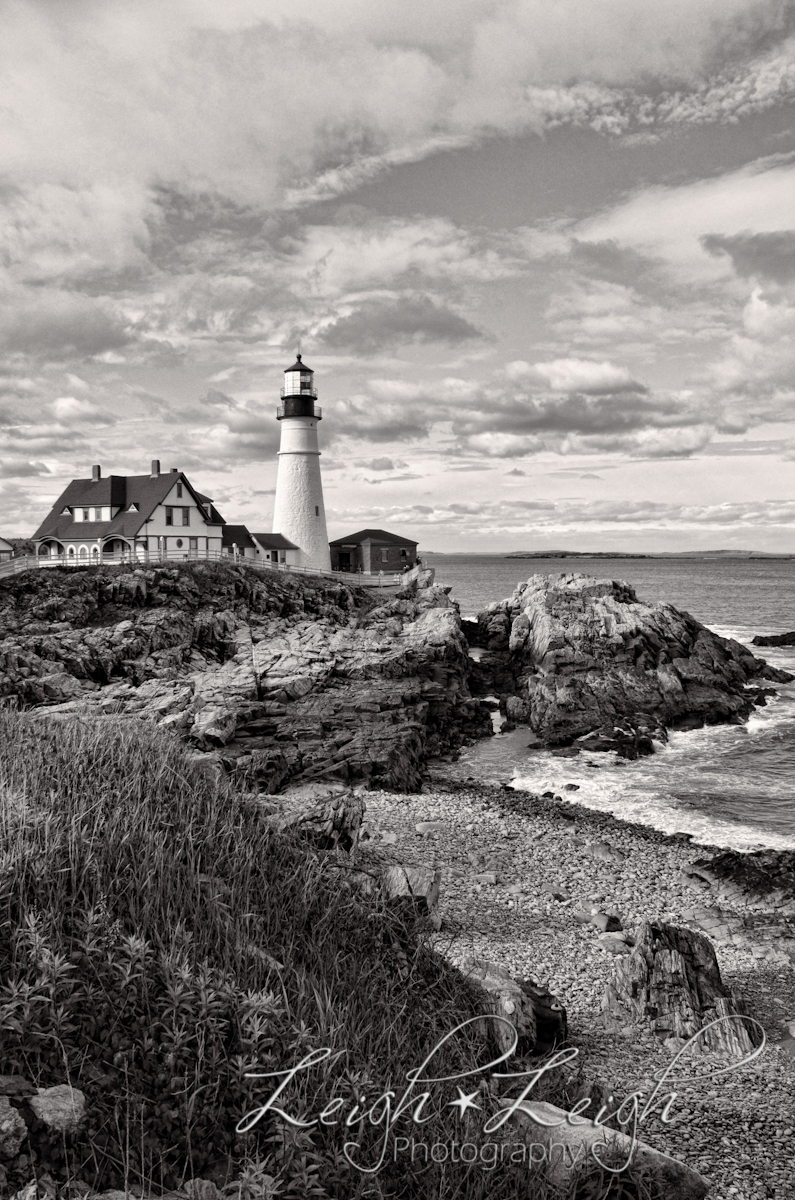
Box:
(258, 787, 366, 853)
(463, 960, 567, 1056)
(0, 1096, 27, 1159)
(381, 865, 441, 919)
(469, 573, 792, 752)
(28, 1085, 87, 1134)
(506, 1099, 709, 1198)
(603, 921, 763, 1057)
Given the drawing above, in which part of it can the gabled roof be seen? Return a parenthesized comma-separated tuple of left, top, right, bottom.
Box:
(33, 471, 226, 542)
(251, 532, 299, 550)
(221, 524, 257, 549)
(329, 528, 418, 548)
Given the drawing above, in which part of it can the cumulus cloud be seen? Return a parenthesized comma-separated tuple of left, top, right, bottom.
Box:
(355, 457, 407, 470)
(506, 357, 647, 394)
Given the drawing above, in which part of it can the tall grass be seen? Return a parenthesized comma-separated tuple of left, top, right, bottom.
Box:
(0, 710, 664, 1199)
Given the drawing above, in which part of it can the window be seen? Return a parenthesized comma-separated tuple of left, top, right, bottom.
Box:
(165, 507, 173, 526)
(381, 548, 389, 562)
(400, 548, 408, 559)
(176, 538, 183, 549)
(189, 537, 197, 548)
(176, 482, 183, 498)
(82, 509, 89, 521)
(182, 507, 190, 526)
(94, 508, 102, 521)
(315, 506, 319, 516)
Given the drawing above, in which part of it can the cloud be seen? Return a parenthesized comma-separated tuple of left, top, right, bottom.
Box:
(50, 396, 106, 425)
(576, 155, 795, 282)
(329, 495, 795, 539)
(506, 357, 647, 394)
(356, 457, 407, 470)
(702, 230, 795, 282)
(0, 288, 130, 358)
(0, 458, 51, 479)
(320, 295, 485, 351)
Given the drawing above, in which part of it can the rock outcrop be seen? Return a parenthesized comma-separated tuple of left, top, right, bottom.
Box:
(466, 572, 791, 754)
(602, 921, 763, 1058)
(0, 562, 491, 792)
(752, 631, 795, 646)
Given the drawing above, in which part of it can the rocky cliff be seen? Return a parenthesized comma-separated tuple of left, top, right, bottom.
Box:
(0, 562, 491, 791)
(466, 572, 791, 756)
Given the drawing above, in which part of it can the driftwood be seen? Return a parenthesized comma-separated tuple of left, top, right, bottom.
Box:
(603, 921, 762, 1057)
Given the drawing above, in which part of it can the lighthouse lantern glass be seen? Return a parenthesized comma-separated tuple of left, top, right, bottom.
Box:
(284, 369, 314, 396)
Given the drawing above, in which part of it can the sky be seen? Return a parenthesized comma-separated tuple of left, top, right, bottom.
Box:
(3, 0, 795, 552)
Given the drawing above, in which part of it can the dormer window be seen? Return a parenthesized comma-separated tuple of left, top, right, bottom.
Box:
(82, 508, 90, 520)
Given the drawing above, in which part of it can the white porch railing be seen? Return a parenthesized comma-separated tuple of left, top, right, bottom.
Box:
(0, 550, 405, 587)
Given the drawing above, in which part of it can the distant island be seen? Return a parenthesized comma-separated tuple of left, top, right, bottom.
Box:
(505, 550, 795, 559)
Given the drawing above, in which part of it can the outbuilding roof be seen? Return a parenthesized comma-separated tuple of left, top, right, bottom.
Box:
(221, 524, 257, 550)
(0, 536, 13, 552)
(329, 528, 418, 547)
(251, 532, 299, 550)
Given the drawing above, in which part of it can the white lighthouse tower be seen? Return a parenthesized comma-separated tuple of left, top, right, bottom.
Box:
(272, 354, 332, 572)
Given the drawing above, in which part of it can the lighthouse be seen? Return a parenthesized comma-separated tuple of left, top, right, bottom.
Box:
(271, 355, 332, 572)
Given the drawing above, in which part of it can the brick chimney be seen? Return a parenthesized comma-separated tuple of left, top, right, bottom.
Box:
(91, 465, 101, 482)
(151, 460, 161, 478)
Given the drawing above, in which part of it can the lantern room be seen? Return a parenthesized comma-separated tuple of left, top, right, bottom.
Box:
(278, 354, 321, 420)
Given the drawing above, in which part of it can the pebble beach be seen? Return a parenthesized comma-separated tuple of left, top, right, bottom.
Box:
(358, 768, 795, 1200)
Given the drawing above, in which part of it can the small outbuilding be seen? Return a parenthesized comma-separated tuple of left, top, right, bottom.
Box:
(0, 536, 13, 562)
(251, 532, 300, 566)
(329, 528, 419, 574)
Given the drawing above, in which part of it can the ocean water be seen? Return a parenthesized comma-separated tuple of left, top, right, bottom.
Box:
(427, 554, 795, 851)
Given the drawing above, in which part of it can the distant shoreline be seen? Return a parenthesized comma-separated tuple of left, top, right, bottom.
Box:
(422, 550, 795, 560)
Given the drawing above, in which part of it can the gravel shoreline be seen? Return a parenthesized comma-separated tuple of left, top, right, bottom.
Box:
(357, 767, 795, 1200)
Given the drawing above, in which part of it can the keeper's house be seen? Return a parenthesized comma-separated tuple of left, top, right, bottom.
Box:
(32, 461, 226, 563)
(329, 528, 418, 574)
(0, 536, 13, 562)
